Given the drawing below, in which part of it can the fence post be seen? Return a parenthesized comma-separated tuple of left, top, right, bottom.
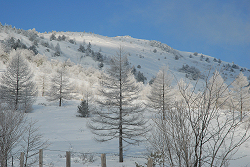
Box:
(66, 151, 71, 167)
(20, 152, 24, 167)
(147, 158, 153, 167)
(101, 154, 106, 167)
(39, 149, 43, 167)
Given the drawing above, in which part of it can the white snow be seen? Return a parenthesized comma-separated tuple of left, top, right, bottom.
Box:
(21, 97, 148, 167)
(1, 26, 250, 166)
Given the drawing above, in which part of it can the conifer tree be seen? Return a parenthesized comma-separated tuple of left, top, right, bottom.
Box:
(231, 72, 250, 121)
(0, 50, 37, 112)
(46, 65, 73, 106)
(148, 66, 174, 119)
(77, 100, 89, 117)
(88, 46, 148, 162)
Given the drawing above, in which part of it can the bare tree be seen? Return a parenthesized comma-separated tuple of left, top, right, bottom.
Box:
(36, 62, 52, 96)
(0, 50, 37, 112)
(147, 67, 175, 166)
(21, 120, 49, 167)
(148, 70, 250, 167)
(207, 70, 230, 109)
(147, 66, 174, 120)
(46, 65, 73, 106)
(88, 46, 149, 162)
(231, 72, 250, 121)
(0, 105, 26, 167)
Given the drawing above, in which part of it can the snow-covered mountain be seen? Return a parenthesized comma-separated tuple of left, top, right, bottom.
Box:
(0, 24, 249, 87)
(1, 24, 250, 166)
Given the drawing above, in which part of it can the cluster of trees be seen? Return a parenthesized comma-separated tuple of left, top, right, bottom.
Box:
(0, 50, 48, 166)
(50, 33, 67, 42)
(131, 66, 147, 83)
(88, 46, 149, 162)
(179, 64, 204, 80)
(0, 36, 250, 165)
(86, 47, 250, 165)
(146, 68, 250, 166)
(0, 106, 49, 166)
(78, 42, 105, 63)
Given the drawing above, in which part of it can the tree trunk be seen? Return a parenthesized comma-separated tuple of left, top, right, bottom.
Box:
(119, 49, 123, 163)
(119, 126, 123, 162)
(59, 97, 62, 107)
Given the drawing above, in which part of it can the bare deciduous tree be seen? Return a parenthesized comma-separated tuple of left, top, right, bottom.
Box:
(0, 106, 26, 167)
(231, 72, 250, 121)
(148, 70, 250, 167)
(46, 65, 73, 106)
(21, 120, 49, 167)
(88, 46, 149, 162)
(0, 50, 37, 112)
(147, 66, 174, 120)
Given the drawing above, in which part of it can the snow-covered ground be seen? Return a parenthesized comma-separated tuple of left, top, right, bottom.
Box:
(1, 25, 250, 167)
(21, 97, 148, 167)
(10, 97, 249, 167)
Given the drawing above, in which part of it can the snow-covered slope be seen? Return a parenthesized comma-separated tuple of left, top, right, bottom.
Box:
(1, 25, 249, 87)
(1, 25, 250, 166)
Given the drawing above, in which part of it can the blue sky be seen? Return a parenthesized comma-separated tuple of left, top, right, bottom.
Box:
(1, 0, 250, 68)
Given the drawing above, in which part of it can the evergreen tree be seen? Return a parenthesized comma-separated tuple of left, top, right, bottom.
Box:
(136, 71, 147, 84)
(78, 44, 85, 53)
(50, 34, 56, 41)
(77, 100, 89, 117)
(87, 42, 91, 52)
(0, 50, 37, 112)
(53, 43, 61, 57)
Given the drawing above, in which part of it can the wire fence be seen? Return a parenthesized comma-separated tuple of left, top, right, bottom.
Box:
(12, 148, 150, 167)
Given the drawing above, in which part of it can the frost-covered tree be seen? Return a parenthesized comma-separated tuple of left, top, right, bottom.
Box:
(21, 120, 49, 167)
(28, 45, 38, 55)
(46, 66, 73, 106)
(0, 50, 37, 112)
(53, 43, 61, 57)
(0, 106, 26, 166)
(36, 62, 51, 96)
(138, 72, 147, 83)
(148, 66, 174, 119)
(147, 67, 174, 166)
(88, 46, 148, 162)
(231, 72, 250, 121)
(147, 71, 250, 167)
(77, 100, 89, 117)
(208, 70, 230, 109)
(50, 34, 56, 41)
(86, 42, 91, 52)
(78, 44, 85, 53)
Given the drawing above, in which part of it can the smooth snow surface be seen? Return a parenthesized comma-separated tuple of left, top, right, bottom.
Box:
(22, 97, 148, 167)
(10, 97, 249, 167)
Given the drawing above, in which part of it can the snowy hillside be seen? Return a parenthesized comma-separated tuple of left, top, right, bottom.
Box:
(1, 24, 250, 167)
(1, 24, 249, 87)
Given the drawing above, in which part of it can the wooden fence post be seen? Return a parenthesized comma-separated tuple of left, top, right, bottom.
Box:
(20, 152, 24, 167)
(101, 153, 106, 167)
(66, 151, 71, 167)
(39, 149, 43, 167)
(147, 158, 153, 167)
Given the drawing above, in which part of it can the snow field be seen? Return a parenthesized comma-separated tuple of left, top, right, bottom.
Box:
(24, 97, 148, 167)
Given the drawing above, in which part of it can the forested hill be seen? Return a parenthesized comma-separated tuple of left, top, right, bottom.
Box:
(0, 24, 249, 86)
